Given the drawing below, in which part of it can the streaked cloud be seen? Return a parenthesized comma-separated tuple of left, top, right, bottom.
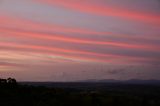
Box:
(36, 0, 160, 25)
(0, 0, 160, 81)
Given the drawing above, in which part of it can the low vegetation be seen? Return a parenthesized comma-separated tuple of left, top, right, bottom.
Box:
(0, 78, 160, 106)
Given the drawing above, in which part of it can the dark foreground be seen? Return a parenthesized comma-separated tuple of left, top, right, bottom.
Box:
(0, 82, 160, 106)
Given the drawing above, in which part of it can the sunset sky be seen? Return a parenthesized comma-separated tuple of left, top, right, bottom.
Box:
(0, 0, 160, 81)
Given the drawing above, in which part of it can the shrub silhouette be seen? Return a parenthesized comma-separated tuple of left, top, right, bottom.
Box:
(0, 78, 7, 84)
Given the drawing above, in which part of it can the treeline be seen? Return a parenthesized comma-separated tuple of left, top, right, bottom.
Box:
(0, 78, 160, 106)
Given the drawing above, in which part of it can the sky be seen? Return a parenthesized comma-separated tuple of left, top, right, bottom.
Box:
(0, 0, 160, 81)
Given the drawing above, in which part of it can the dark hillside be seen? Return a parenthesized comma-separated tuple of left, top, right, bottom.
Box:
(1, 78, 160, 106)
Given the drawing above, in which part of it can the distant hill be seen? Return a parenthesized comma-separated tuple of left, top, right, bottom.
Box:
(80, 79, 119, 83)
(124, 79, 160, 85)
(81, 79, 160, 85)
(19, 79, 160, 89)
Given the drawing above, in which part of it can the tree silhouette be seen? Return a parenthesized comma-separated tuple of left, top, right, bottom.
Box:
(0, 78, 17, 87)
(7, 77, 17, 84)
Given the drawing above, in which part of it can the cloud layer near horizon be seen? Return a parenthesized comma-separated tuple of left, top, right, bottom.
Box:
(0, 0, 160, 81)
